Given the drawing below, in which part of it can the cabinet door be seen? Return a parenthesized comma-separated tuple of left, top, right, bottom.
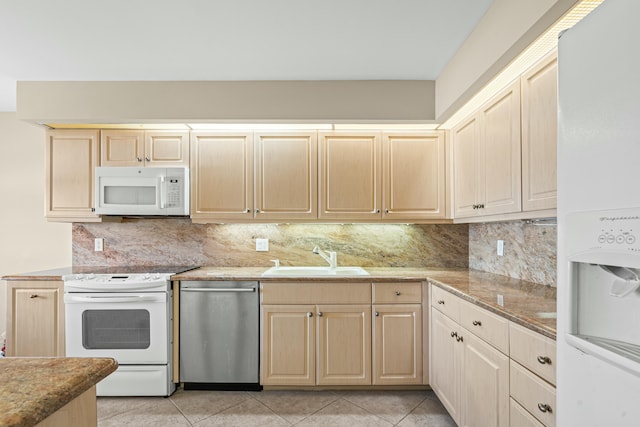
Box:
(255, 132, 317, 220)
(452, 116, 480, 218)
(145, 130, 189, 167)
(319, 132, 381, 220)
(100, 129, 145, 166)
(316, 304, 371, 385)
(45, 129, 100, 221)
(6, 281, 64, 357)
(479, 81, 522, 216)
(382, 132, 445, 220)
(190, 132, 254, 221)
(430, 309, 462, 425)
(373, 304, 422, 385)
(261, 305, 315, 386)
(460, 328, 509, 427)
(521, 52, 558, 212)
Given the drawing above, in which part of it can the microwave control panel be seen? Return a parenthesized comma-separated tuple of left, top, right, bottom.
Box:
(166, 177, 183, 207)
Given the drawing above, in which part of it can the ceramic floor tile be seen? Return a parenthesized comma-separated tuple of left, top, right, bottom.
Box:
(169, 389, 252, 424)
(97, 397, 175, 422)
(253, 390, 340, 424)
(340, 390, 429, 424)
(193, 398, 291, 427)
(396, 396, 457, 427)
(295, 398, 393, 427)
(97, 397, 190, 426)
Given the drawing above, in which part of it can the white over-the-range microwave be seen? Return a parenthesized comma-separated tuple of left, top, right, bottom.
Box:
(95, 167, 189, 216)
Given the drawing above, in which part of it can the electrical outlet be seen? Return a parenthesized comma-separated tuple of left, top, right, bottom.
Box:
(497, 240, 504, 256)
(256, 238, 269, 252)
(94, 238, 104, 252)
(497, 294, 504, 306)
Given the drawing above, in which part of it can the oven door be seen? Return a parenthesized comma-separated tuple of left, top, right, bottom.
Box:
(64, 292, 169, 364)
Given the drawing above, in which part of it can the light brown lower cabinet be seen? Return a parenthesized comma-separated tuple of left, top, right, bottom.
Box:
(373, 304, 422, 385)
(431, 309, 509, 427)
(36, 386, 97, 427)
(260, 304, 371, 386)
(6, 280, 65, 357)
(430, 284, 557, 427)
(260, 281, 423, 387)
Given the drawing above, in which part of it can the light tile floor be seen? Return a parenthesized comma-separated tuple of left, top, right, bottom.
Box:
(97, 388, 456, 426)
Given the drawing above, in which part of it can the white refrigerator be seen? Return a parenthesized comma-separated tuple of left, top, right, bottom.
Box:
(558, 0, 640, 425)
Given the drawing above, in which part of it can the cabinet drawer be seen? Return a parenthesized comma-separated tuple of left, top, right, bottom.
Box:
(430, 285, 460, 322)
(261, 282, 371, 305)
(373, 282, 421, 303)
(459, 299, 509, 354)
(510, 398, 545, 427)
(510, 361, 556, 427)
(509, 323, 556, 386)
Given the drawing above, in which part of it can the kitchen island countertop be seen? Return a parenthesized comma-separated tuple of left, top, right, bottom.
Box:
(0, 357, 118, 427)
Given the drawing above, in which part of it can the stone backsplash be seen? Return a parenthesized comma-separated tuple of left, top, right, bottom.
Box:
(469, 220, 557, 287)
(73, 220, 470, 269)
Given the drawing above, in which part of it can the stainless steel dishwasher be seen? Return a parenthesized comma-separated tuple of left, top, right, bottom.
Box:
(180, 281, 260, 390)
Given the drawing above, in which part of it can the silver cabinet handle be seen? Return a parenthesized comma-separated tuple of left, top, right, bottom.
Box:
(375, 311, 379, 317)
(245, 208, 250, 213)
(318, 311, 323, 317)
(145, 156, 150, 162)
(255, 209, 261, 213)
(472, 320, 482, 326)
(451, 331, 458, 338)
(30, 294, 38, 299)
(437, 300, 445, 305)
(137, 156, 142, 162)
(538, 403, 552, 413)
(373, 209, 380, 214)
(182, 288, 256, 293)
(385, 209, 390, 214)
(456, 335, 464, 342)
(395, 291, 401, 296)
(307, 312, 313, 317)
(537, 356, 552, 365)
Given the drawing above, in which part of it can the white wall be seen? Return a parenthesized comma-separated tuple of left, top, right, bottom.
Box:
(0, 113, 71, 336)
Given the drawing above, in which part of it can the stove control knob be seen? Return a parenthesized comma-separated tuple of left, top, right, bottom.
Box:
(152, 274, 161, 280)
(143, 274, 151, 280)
(76, 274, 85, 280)
(87, 274, 95, 280)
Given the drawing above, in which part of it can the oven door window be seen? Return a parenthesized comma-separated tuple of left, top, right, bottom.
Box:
(82, 309, 151, 349)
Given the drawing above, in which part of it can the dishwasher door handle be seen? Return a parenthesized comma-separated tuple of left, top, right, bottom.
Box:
(182, 287, 256, 293)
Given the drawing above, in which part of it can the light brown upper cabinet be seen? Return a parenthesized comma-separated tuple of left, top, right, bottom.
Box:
(190, 131, 254, 222)
(254, 132, 317, 220)
(45, 129, 100, 222)
(382, 132, 446, 220)
(319, 132, 382, 220)
(453, 81, 522, 218)
(521, 52, 558, 212)
(101, 129, 189, 167)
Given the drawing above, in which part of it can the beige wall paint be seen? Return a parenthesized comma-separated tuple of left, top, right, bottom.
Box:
(436, 0, 578, 120)
(17, 80, 436, 124)
(0, 113, 71, 336)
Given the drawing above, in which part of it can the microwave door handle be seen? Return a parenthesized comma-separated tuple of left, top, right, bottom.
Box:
(159, 176, 166, 209)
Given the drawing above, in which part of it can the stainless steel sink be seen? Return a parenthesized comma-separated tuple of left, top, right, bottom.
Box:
(261, 266, 370, 277)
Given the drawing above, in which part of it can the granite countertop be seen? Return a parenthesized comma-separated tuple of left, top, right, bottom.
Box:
(3, 266, 557, 339)
(176, 266, 557, 339)
(0, 357, 118, 427)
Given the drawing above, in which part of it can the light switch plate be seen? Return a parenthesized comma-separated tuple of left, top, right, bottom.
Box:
(497, 240, 504, 256)
(94, 238, 104, 252)
(256, 238, 269, 252)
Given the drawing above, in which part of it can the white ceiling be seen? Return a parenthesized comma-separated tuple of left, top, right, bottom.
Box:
(0, 0, 492, 112)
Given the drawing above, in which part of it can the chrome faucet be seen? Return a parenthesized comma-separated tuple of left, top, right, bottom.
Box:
(312, 246, 337, 269)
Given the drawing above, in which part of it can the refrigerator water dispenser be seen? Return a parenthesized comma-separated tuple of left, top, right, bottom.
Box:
(566, 208, 640, 376)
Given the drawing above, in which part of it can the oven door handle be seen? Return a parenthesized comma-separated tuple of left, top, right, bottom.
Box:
(64, 295, 162, 303)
